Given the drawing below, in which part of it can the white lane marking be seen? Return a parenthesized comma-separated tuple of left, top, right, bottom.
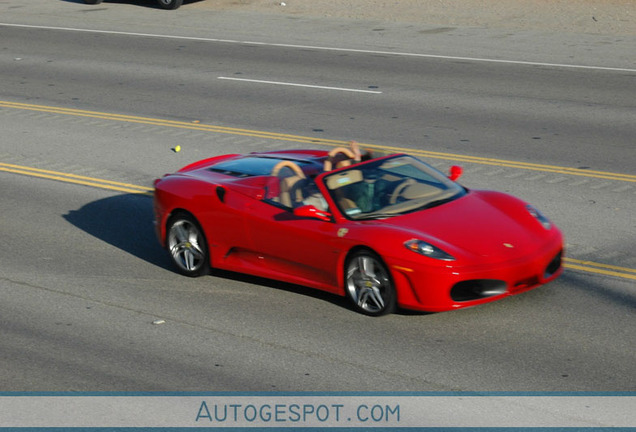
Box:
(2, 22, 636, 73)
(218, 77, 382, 94)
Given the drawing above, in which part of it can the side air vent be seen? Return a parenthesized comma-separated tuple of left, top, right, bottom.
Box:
(216, 186, 226, 203)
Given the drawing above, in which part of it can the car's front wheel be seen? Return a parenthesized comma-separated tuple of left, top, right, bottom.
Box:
(345, 250, 396, 316)
(166, 213, 210, 277)
(83, 0, 103, 4)
(156, 0, 183, 9)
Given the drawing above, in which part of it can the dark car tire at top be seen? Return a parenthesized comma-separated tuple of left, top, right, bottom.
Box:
(156, 0, 183, 9)
(83, 0, 103, 4)
(166, 212, 210, 277)
(345, 250, 396, 316)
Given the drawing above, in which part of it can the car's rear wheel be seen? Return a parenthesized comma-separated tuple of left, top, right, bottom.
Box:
(83, 0, 103, 4)
(167, 213, 210, 277)
(345, 250, 396, 316)
(156, 0, 183, 9)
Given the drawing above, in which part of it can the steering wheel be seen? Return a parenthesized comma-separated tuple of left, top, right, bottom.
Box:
(271, 160, 306, 178)
(389, 179, 416, 204)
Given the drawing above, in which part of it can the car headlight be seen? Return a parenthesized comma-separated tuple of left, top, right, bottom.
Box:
(405, 239, 455, 261)
(526, 204, 552, 230)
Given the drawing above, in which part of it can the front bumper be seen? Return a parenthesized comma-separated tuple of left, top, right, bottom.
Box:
(389, 241, 564, 312)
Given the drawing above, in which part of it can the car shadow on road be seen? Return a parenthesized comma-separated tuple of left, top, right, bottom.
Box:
(212, 267, 356, 311)
(63, 0, 204, 9)
(64, 193, 172, 270)
(62, 193, 365, 313)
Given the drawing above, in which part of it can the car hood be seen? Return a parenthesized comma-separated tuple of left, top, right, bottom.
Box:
(382, 191, 548, 260)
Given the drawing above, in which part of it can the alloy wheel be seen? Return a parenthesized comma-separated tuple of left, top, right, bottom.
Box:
(345, 251, 396, 316)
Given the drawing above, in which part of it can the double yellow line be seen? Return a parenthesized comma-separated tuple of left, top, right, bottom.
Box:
(2, 100, 636, 183)
(0, 162, 152, 195)
(564, 258, 636, 281)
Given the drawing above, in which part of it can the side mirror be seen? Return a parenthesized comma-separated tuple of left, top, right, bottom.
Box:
(448, 165, 463, 181)
(293, 205, 332, 222)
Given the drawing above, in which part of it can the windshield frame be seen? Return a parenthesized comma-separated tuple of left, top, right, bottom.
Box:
(320, 154, 466, 220)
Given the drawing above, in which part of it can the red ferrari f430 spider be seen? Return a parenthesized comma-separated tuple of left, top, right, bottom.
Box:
(153, 142, 563, 316)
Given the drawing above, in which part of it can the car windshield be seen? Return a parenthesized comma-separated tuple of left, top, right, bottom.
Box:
(323, 155, 465, 220)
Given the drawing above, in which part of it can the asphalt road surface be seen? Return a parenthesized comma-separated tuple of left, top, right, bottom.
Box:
(0, 0, 634, 392)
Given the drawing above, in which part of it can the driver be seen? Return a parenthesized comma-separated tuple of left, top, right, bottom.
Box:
(301, 179, 329, 211)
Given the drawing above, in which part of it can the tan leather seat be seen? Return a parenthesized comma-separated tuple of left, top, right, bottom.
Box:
(270, 160, 307, 209)
(279, 175, 307, 208)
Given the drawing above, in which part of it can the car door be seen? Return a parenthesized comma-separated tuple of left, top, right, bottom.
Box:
(244, 189, 344, 293)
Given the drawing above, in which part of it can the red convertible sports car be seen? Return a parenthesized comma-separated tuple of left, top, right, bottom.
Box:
(153, 142, 563, 316)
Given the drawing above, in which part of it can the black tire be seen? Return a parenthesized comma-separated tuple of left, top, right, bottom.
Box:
(345, 250, 396, 316)
(83, 0, 103, 4)
(156, 0, 183, 9)
(166, 212, 210, 277)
